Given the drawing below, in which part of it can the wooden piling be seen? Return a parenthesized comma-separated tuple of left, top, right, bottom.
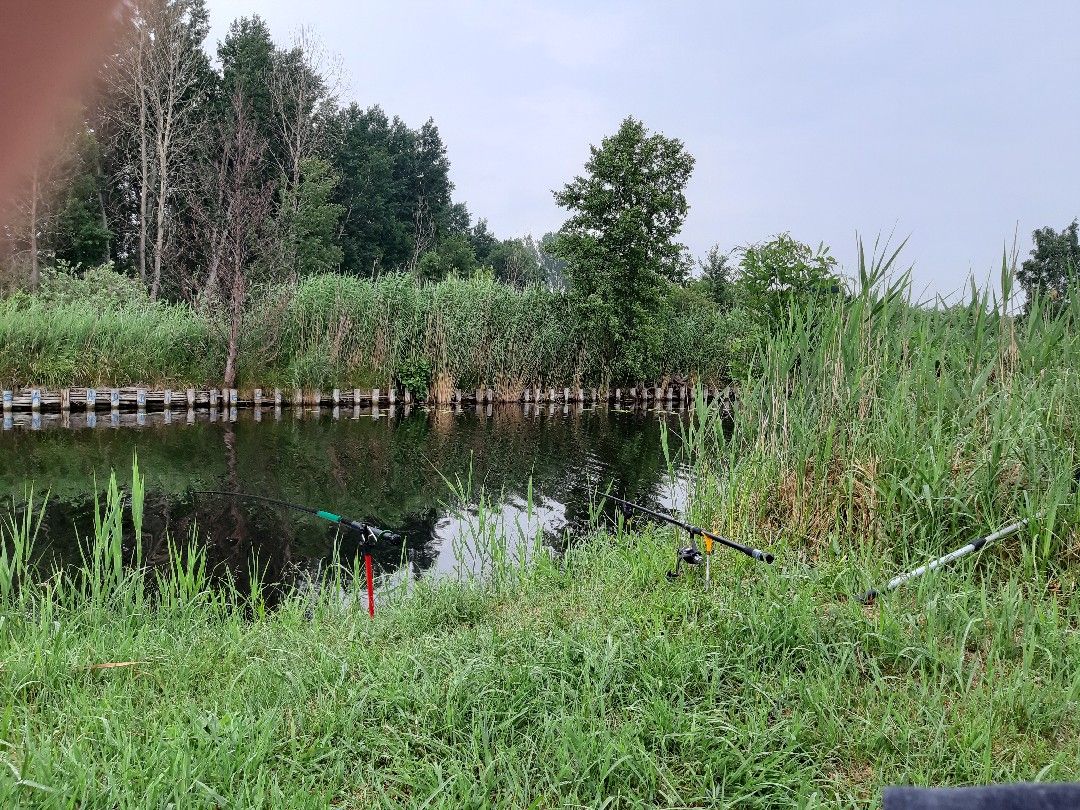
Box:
(110, 389, 120, 411)
(253, 388, 262, 407)
(86, 388, 96, 412)
(2, 391, 11, 415)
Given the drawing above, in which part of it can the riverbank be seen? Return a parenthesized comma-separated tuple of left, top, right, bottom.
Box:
(0, 482, 1077, 807)
(0, 268, 753, 395)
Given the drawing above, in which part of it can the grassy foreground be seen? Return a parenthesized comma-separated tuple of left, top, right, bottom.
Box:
(0, 488, 1078, 808)
(2, 263, 1080, 807)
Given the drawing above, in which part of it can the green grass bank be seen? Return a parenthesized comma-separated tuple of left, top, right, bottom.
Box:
(0, 268, 754, 395)
(1, 267, 1079, 807)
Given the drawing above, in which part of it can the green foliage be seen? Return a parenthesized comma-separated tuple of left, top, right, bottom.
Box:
(553, 117, 696, 380)
(329, 105, 460, 276)
(394, 356, 433, 399)
(37, 264, 150, 309)
(697, 244, 733, 307)
(274, 157, 345, 276)
(416, 234, 477, 282)
(1017, 220, 1080, 312)
(52, 132, 111, 268)
(0, 271, 746, 390)
(735, 233, 842, 327)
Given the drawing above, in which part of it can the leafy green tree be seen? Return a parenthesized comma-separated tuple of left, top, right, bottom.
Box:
(329, 106, 459, 275)
(698, 244, 732, 308)
(552, 117, 695, 380)
(466, 218, 499, 266)
(273, 157, 344, 276)
(218, 16, 279, 171)
(52, 131, 111, 269)
(416, 234, 477, 282)
(1018, 220, 1080, 311)
(735, 233, 840, 326)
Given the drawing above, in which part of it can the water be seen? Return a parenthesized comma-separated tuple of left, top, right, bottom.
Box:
(1, 403, 691, 595)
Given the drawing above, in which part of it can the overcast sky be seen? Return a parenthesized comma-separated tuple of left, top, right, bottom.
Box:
(206, 1, 1080, 297)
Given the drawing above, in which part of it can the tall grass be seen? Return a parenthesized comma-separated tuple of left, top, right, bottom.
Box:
(0, 464, 1077, 806)
(0, 271, 744, 393)
(683, 245, 1080, 585)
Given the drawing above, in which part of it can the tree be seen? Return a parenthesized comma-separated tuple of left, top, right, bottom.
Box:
(105, 0, 213, 297)
(329, 106, 458, 276)
(189, 88, 274, 386)
(53, 130, 112, 268)
(552, 117, 695, 380)
(698, 244, 732, 308)
(416, 233, 476, 282)
(1018, 220, 1080, 311)
(735, 233, 840, 326)
(272, 156, 343, 276)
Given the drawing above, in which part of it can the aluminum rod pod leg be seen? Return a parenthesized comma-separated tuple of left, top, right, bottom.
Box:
(857, 516, 1034, 603)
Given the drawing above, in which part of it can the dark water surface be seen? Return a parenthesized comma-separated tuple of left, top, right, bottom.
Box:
(1, 403, 690, 594)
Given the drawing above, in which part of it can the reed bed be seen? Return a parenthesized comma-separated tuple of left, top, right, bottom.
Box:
(0, 271, 743, 393)
(684, 252, 1080, 578)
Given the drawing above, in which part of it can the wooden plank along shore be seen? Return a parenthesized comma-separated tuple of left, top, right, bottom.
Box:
(1, 385, 734, 414)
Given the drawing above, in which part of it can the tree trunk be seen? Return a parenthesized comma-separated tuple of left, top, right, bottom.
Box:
(97, 186, 110, 264)
(223, 260, 245, 389)
(138, 81, 148, 287)
(151, 138, 167, 298)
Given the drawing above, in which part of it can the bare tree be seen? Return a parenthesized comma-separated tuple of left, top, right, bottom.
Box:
(1, 129, 74, 289)
(104, 0, 208, 297)
(266, 28, 340, 278)
(190, 89, 273, 388)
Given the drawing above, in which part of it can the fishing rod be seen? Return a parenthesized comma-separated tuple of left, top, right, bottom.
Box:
(856, 514, 1036, 604)
(603, 493, 774, 584)
(194, 490, 402, 617)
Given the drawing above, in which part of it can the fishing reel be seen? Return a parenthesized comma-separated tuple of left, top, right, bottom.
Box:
(666, 523, 718, 582)
(666, 541, 705, 580)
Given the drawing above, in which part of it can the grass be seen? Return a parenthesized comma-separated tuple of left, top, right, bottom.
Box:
(0, 481, 1077, 808)
(1, 255, 1079, 807)
(0, 270, 743, 394)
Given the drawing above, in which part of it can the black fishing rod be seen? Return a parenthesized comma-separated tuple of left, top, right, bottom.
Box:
(856, 515, 1035, 604)
(194, 490, 401, 542)
(603, 493, 775, 582)
(193, 490, 402, 616)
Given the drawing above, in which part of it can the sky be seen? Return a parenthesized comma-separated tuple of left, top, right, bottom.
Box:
(205, 1, 1080, 298)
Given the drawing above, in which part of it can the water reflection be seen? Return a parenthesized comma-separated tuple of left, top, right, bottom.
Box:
(1, 404, 690, 592)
